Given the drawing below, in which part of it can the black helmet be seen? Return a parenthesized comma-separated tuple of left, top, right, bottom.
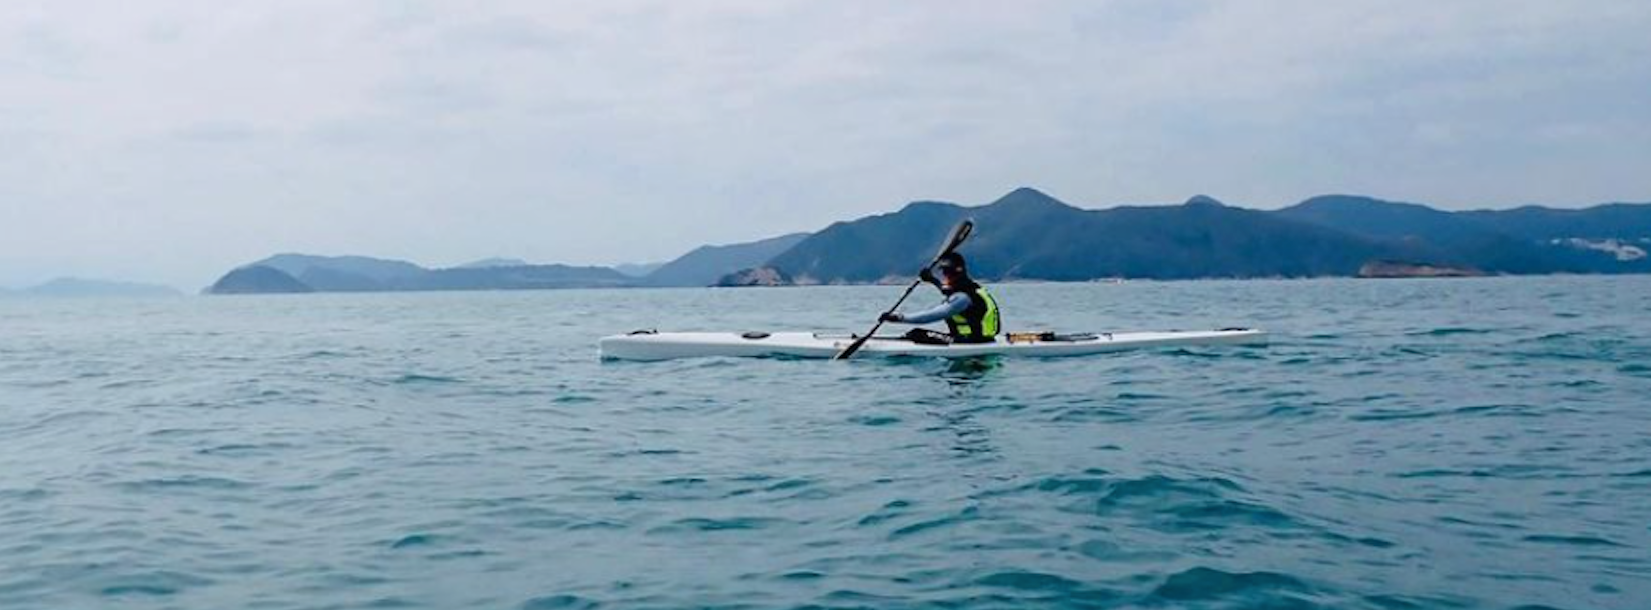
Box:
(935, 252, 968, 275)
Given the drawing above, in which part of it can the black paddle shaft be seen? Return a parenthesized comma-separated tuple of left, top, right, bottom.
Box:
(834, 219, 974, 360)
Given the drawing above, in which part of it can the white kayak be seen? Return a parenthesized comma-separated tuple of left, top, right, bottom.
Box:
(599, 329, 1266, 361)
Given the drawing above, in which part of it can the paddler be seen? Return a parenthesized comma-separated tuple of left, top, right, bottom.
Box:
(878, 252, 1001, 344)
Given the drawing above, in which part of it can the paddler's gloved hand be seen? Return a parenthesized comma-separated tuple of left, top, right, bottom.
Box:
(879, 311, 905, 323)
(918, 267, 938, 285)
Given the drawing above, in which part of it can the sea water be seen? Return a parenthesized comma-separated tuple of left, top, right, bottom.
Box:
(1, 277, 1647, 609)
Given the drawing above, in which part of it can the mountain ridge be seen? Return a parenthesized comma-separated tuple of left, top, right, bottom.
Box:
(729, 189, 1651, 284)
(201, 188, 1651, 294)
(3, 277, 184, 298)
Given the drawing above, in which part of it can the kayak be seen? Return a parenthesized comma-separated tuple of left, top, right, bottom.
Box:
(599, 328, 1266, 361)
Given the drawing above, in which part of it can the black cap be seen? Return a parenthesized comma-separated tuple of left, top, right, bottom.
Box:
(935, 252, 967, 274)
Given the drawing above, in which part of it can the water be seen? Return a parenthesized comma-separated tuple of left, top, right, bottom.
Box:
(2, 277, 1648, 609)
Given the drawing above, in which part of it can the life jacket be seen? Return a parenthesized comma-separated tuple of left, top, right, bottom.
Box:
(942, 280, 1000, 343)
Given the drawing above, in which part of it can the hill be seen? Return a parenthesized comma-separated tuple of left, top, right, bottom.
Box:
(644, 233, 810, 287)
(761, 188, 1393, 283)
(408, 265, 633, 290)
(1279, 196, 1650, 272)
(206, 256, 634, 294)
(248, 254, 426, 292)
(208, 266, 315, 294)
(18, 277, 182, 298)
(204, 190, 1651, 293)
(1460, 203, 1651, 241)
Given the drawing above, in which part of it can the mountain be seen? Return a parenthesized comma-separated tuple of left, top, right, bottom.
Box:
(248, 254, 426, 291)
(458, 257, 531, 269)
(645, 232, 811, 287)
(1274, 195, 1570, 273)
(761, 188, 1391, 283)
(1278, 196, 1651, 272)
(20, 277, 181, 298)
(208, 266, 315, 294)
(1460, 203, 1651, 241)
(255, 254, 425, 282)
(1277, 195, 1505, 245)
(204, 189, 1651, 293)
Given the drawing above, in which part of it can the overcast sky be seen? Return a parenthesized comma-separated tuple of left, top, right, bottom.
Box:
(3, 1, 1649, 289)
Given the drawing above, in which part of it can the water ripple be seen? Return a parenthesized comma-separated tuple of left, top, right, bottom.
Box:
(2, 279, 1648, 609)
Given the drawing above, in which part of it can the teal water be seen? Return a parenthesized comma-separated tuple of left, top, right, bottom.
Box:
(2, 277, 1648, 609)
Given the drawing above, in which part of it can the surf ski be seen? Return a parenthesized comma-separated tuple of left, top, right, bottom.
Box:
(599, 328, 1266, 361)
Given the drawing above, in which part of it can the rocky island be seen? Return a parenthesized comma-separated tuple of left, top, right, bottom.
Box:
(1356, 261, 1484, 279)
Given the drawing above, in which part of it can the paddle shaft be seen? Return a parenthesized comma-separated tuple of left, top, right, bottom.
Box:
(834, 218, 972, 360)
(832, 277, 926, 360)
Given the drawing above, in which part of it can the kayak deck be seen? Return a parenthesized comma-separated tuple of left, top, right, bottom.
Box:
(599, 329, 1266, 361)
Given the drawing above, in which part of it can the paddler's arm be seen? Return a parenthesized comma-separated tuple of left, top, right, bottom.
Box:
(882, 293, 973, 324)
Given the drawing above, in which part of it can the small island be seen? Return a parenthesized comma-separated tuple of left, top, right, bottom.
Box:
(1357, 261, 1485, 279)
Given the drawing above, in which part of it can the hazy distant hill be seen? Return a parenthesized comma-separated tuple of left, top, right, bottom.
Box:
(207, 266, 315, 294)
(644, 233, 810, 287)
(410, 265, 633, 290)
(18, 277, 181, 298)
(256, 254, 424, 283)
(242, 254, 426, 292)
(207, 256, 634, 294)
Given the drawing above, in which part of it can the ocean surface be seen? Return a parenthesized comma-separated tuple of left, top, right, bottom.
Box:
(2, 277, 1648, 610)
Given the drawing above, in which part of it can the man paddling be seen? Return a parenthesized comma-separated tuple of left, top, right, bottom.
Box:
(878, 252, 1001, 344)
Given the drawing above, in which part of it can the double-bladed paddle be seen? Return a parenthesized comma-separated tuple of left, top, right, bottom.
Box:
(833, 218, 975, 360)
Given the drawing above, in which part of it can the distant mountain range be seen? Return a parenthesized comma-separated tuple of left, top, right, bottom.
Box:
(206, 254, 634, 294)
(612, 262, 665, 277)
(1, 277, 181, 298)
(731, 189, 1650, 284)
(203, 188, 1651, 294)
(205, 235, 818, 294)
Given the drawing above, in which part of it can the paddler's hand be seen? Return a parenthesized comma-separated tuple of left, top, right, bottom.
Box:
(918, 267, 938, 285)
(879, 311, 905, 323)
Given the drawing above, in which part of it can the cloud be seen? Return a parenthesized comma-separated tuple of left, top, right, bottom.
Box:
(0, 0, 1648, 288)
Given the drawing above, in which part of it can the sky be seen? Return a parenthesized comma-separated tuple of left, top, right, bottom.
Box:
(2, 0, 1649, 289)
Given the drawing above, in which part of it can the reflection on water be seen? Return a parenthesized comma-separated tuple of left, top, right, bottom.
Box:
(939, 355, 1004, 384)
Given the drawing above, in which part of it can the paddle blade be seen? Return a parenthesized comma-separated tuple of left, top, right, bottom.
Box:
(832, 331, 874, 360)
(936, 218, 974, 260)
(838, 219, 974, 362)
